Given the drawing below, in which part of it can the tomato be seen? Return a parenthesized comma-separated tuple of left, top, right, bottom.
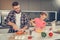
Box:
(28, 36, 32, 39)
(49, 32, 53, 37)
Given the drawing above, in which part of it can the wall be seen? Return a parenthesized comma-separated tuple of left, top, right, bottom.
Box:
(0, 0, 12, 10)
(0, 0, 57, 11)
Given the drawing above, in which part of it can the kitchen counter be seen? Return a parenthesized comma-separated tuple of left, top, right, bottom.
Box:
(0, 31, 60, 40)
(0, 26, 60, 40)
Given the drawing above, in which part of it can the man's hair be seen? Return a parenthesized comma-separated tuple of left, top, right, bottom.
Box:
(40, 12, 47, 16)
(12, 2, 19, 6)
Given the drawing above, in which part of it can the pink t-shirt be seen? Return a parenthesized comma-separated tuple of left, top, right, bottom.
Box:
(34, 18, 46, 30)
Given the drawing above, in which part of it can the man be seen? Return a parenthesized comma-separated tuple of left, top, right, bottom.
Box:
(30, 12, 47, 33)
(5, 2, 29, 33)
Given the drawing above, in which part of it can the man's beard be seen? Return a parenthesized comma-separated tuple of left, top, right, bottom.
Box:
(15, 10, 21, 14)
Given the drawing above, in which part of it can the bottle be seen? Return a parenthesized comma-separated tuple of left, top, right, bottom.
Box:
(51, 20, 56, 31)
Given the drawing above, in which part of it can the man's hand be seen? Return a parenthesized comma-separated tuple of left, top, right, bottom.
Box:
(8, 21, 14, 26)
(18, 26, 27, 32)
(18, 29, 24, 32)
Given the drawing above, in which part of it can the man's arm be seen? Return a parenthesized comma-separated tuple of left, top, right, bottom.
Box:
(22, 14, 29, 31)
(8, 21, 19, 30)
(5, 11, 19, 30)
